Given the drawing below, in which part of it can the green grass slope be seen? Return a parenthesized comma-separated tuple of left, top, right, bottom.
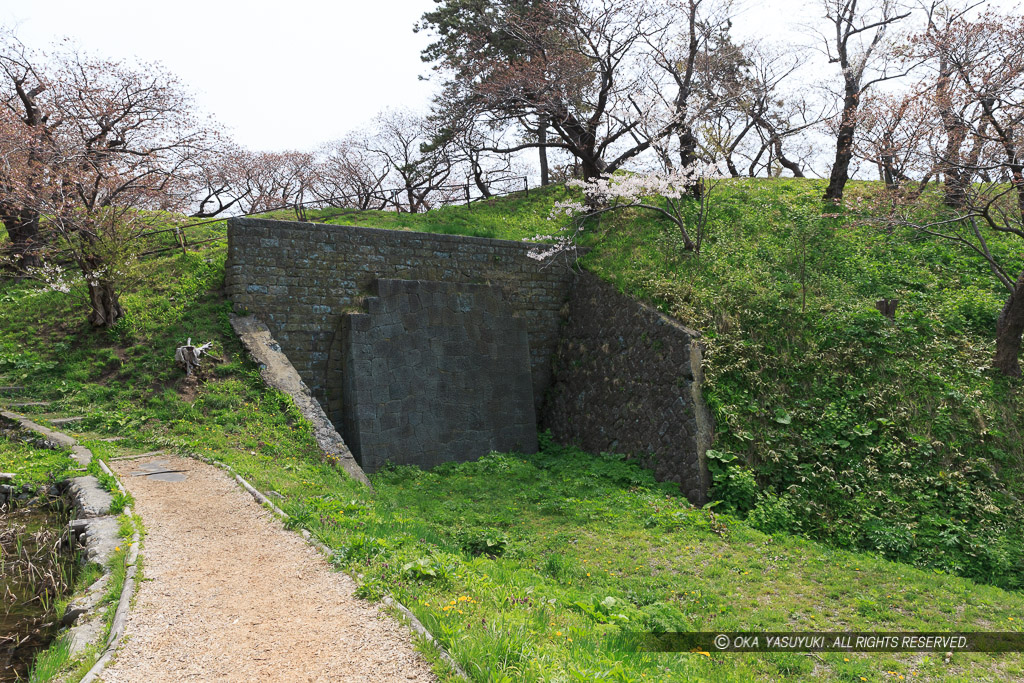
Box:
(0, 178, 1021, 681)
(295, 178, 1024, 589)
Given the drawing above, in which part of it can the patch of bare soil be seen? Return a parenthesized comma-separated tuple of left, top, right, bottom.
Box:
(176, 375, 199, 403)
(100, 456, 435, 682)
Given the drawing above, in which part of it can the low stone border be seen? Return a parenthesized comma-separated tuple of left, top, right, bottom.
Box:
(0, 409, 141, 682)
(79, 459, 141, 683)
(189, 451, 469, 680)
(0, 410, 94, 465)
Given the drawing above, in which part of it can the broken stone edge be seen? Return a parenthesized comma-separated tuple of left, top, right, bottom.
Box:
(190, 450, 469, 680)
(0, 409, 142, 682)
(229, 314, 372, 489)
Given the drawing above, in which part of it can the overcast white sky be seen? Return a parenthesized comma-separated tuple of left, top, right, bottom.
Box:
(0, 0, 820, 152)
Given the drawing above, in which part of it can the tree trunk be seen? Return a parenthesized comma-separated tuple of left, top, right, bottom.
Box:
(87, 280, 125, 328)
(580, 157, 604, 181)
(934, 55, 971, 209)
(538, 118, 549, 186)
(994, 276, 1024, 377)
(882, 153, 897, 190)
(471, 158, 491, 198)
(677, 127, 698, 170)
(725, 153, 739, 178)
(1, 208, 42, 276)
(773, 138, 805, 178)
(823, 88, 860, 202)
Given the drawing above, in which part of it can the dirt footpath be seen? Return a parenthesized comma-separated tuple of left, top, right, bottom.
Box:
(100, 456, 435, 683)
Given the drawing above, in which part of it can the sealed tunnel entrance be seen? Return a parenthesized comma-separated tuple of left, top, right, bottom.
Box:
(337, 279, 538, 472)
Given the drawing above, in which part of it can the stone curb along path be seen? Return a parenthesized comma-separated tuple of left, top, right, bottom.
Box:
(0, 409, 142, 680)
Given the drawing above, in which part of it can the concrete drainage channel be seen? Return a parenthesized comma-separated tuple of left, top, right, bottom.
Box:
(0, 410, 142, 683)
(3, 408, 469, 681)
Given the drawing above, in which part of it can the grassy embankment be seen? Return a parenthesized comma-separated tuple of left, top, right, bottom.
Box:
(0, 178, 1022, 681)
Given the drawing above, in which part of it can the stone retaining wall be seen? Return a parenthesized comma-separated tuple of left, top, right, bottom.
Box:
(227, 219, 710, 502)
(340, 279, 537, 472)
(225, 218, 577, 425)
(541, 271, 712, 504)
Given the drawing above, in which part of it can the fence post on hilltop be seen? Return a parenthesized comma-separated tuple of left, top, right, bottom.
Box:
(174, 226, 188, 255)
(524, 176, 529, 196)
(465, 184, 472, 210)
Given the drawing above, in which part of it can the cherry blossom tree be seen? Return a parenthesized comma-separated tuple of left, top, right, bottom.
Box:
(852, 89, 938, 191)
(419, 0, 741, 180)
(0, 32, 219, 327)
(529, 165, 717, 262)
(0, 28, 50, 274)
(887, 10, 1024, 376)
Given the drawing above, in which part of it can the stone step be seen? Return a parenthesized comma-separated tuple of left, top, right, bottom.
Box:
(49, 416, 85, 425)
(67, 476, 113, 518)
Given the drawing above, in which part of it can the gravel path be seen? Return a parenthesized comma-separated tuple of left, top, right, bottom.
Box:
(100, 456, 435, 682)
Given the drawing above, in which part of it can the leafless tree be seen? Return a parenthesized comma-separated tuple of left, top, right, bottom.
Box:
(312, 136, 392, 210)
(814, 0, 915, 201)
(365, 109, 454, 213)
(426, 87, 524, 199)
(720, 45, 824, 178)
(188, 142, 252, 218)
(889, 10, 1024, 376)
(229, 150, 316, 215)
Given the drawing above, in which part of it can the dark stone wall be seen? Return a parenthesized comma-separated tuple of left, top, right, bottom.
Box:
(541, 271, 712, 504)
(225, 218, 577, 425)
(226, 218, 710, 502)
(340, 279, 537, 472)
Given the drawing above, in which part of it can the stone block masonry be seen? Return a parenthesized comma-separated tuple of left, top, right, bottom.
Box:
(542, 271, 713, 505)
(340, 279, 537, 472)
(225, 218, 577, 426)
(227, 218, 710, 502)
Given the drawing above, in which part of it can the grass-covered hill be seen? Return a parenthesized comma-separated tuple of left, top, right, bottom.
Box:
(1, 177, 1023, 681)
(274, 178, 1024, 589)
